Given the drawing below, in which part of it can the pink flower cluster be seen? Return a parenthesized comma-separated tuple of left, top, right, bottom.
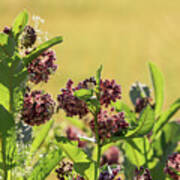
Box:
(135, 167, 152, 180)
(66, 126, 87, 148)
(22, 90, 55, 126)
(57, 80, 89, 118)
(90, 110, 128, 142)
(101, 146, 120, 166)
(100, 79, 121, 107)
(27, 49, 57, 84)
(99, 167, 121, 180)
(55, 161, 73, 180)
(164, 152, 180, 180)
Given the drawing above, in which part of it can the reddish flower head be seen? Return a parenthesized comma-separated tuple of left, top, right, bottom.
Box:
(22, 90, 55, 126)
(100, 79, 121, 107)
(57, 80, 89, 118)
(27, 49, 57, 84)
(90, 110, 128, 142)
(101, 146, 120, 166)
(164, 153, 180, 180)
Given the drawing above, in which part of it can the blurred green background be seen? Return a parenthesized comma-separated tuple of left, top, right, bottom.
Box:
(1, 0, 180, 178)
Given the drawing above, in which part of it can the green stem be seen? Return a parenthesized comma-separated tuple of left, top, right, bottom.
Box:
(2, 137, 7, 180)
(94, 113, 101, 180)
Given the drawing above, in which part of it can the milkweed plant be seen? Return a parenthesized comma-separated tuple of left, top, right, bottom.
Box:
(0, 10, 180, 180)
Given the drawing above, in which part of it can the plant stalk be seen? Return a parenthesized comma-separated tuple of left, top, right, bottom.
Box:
(94, 112, 101, 180)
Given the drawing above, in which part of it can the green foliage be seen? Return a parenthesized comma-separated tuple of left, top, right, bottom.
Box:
(74, 89, 93, 101)
(30, 119, 54, 156)
(27, 148, 63, 180)
(56, 137, 96, 180)
(125, 105, 155, 138)
(152, 98, 180, 137)
(148, 62, 164, 117)
(12, 10, 28, 40)
(23, 36, 63, 66)
(123, 137, 153, 168)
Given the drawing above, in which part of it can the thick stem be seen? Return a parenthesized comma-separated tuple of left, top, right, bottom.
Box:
(94, 113, 101, 180)
(2, 137, 7, 180)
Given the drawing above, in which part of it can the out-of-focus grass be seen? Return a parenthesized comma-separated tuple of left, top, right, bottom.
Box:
(1, 0, 180, 179)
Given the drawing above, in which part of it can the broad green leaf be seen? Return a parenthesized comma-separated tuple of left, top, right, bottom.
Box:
(56, 137, 95, 180)
(112, 101, 136, 124)
(74, 89, 93, 101)
(0, 105, 14, 134)
(148, 62, 164, 117)
(12, 10, 28, 39)
(126, 105, 155, 138)
(151, 122, 180, 180)
(0, 84, 10, 110)
(30, 119, 54, 156)
(0, 33, 16, 57)
(27, 148, 63, 180)
(23, 36, 63, 66)
(96, 65, 103, 86)
(152, 98, 180, 136)
(123, 137, 153, 168)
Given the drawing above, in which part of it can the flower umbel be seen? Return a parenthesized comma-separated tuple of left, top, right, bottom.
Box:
(90, 110, 128, 142)
(100, 79, 121, 107)
(164, 152, 180, 180)
(27, 49, 57, 84)
(57, 80, 89, 118)
(21, 90, 55, 126)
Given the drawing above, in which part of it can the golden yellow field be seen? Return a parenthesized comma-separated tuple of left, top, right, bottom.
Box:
(0, 0, 180, 179)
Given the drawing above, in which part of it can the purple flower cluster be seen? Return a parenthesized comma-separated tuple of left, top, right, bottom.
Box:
(66, 126, 87, 148)
(21, 90, 55, 126)
(3, 26, 11, 34)
(135, 167, 152, 180)
(21, 25, 37, 48)
(76, 77, 96, 90)
(164, 152, 180, 180)
(135, 97, 151, 113)
(55, 161, 73, 180)
(101, 146, 120, 166)
(100, 79, 121, 107)
(99, 167, 121, 180)
(90, 110, 128, 142)
(27, 49, 57, 84)
(57, 80, 89, 118)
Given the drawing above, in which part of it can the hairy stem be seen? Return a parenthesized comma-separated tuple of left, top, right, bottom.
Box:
(94, 113, 101, 180)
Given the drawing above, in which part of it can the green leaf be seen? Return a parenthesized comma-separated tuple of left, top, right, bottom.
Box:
(56, 137, 95, 180)
(126, 105, 155, 138)
(123, 137, 153, 168)
(23, 36, 63, 66)
(0, 84, 10, 110)
(0, 105, 14, 134)
(151, 122, 180, 180)
(30, 119, 54, 156)
(96, 65, 103, 86)
(12, 10, 28, 39)
(112, 101, 136, 124)
(0, 33, 16, 57)
(74, 89, 93, 101)
(152, 98, 180, 136)
(27, 148, 63, 180)
(148, 62, 164, 117)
